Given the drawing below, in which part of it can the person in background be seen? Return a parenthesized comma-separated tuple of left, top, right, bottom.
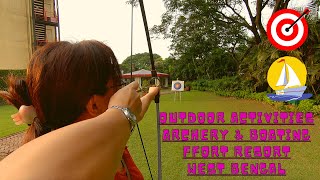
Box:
(0, 40, 159, 179)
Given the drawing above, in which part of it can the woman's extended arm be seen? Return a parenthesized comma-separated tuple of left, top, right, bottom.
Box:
(0, 108, 132, 180)
(0, 81, 159, 179)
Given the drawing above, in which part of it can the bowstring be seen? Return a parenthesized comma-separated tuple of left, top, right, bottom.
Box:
(130, 1, 154, 179)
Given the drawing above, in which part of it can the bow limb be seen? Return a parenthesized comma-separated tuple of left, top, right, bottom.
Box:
(137, 0, 162, 179)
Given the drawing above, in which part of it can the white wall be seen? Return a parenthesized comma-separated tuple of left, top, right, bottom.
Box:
(0, 0, 33, 69)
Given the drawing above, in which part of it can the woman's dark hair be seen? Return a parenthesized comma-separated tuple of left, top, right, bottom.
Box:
(0, 40, 122, 143)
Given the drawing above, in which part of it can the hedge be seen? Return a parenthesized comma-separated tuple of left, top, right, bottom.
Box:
(189, 78, 320, 115)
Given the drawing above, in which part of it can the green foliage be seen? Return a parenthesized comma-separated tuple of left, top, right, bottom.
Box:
(0, 70, 26, 90)
(189, 76, 253, 92)
(312, 105, 320, 114)
(145, 0, 320, 113)
(300, 20, 320, 95)
(152, 0, 320, 95)
(298, 100, 316, 113)
(0, 70, 27, 105)
(152, 0, 244, 81)
(141, 79, 149, 93)
(155, 0, 304, 89)
(314, 95, 320, 105)
(120, 53, 161, 73)
(189, 78, 320, 115)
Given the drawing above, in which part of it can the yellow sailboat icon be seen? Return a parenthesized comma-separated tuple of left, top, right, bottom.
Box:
(267, 56, 312, 101)
(275, 59, 307, 97)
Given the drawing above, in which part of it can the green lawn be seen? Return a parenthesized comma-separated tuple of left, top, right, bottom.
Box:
(0, 105, 27, 138)
(128, 91, 320, 179)
(0, 91, 319, 179)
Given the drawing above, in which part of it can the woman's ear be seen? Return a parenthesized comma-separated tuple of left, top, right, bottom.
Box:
(85, 95, 109, 116)
(85, 96, 100, 117)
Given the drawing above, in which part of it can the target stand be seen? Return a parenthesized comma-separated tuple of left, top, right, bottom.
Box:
(174, 91, 182, 102)
(267, 8, 309, 51)
(172, 80, 184, 102)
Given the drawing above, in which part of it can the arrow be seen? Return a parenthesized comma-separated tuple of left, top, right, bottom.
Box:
(285, 8, 310, 32)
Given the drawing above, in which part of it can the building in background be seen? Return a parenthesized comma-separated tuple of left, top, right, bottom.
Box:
(122, 69, 169, 88)
(0, 0, 60, 69)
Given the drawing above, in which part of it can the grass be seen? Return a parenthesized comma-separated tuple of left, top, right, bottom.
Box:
(0, 105, 27, 138)
(0, 91, 319, 178)
(128, 91, 320, 179)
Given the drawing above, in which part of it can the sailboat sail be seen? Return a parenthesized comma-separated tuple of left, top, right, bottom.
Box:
(276, 64, 288, 86)
(273, 59, 308, 99)
(285, 64, 301, 88)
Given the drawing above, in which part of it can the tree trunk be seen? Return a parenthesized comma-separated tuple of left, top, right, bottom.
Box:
(256, 0, 267, 37)
(243, 0, 262, 44)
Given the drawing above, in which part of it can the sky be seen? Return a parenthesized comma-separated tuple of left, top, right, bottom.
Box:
(58, 0, 317, 64)
(59, 0, 172, 63)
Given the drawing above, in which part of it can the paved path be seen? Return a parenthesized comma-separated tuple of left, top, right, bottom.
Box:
(0, 131, 24, 160)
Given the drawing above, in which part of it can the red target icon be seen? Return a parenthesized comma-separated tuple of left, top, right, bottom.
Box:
(267, 9, 309, 51)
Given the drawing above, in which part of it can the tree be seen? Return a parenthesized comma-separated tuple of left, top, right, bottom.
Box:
(153, 0, 320, 93)
(238, 1, 320, 93)
(153, 0, 305, 63)
(120, 53, 161, 73)
(151, 0, 247, 80)
(126, 0, 138, 6)
(300, 19, 320, 95)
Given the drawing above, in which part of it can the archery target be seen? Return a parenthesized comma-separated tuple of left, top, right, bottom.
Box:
(267, 9, 308, 51)
(172, 81, 184, 91)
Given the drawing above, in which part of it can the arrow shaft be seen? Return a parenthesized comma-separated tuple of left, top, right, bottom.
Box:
(287, 10, 308, 31)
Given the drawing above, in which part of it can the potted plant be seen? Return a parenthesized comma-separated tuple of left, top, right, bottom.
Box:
(185, 82, 191, 91)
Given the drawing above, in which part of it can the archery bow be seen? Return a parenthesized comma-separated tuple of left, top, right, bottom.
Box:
(136, 0, 162, 179)
(129, 0, 162, 179)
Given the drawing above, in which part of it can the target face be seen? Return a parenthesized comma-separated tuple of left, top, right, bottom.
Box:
(174, 82, 181, 90)
(171, 81, 184, 91)
(267, 9, 308, 51)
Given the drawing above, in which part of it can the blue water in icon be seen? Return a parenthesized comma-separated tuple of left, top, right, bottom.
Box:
(267, 93, 313, 101)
